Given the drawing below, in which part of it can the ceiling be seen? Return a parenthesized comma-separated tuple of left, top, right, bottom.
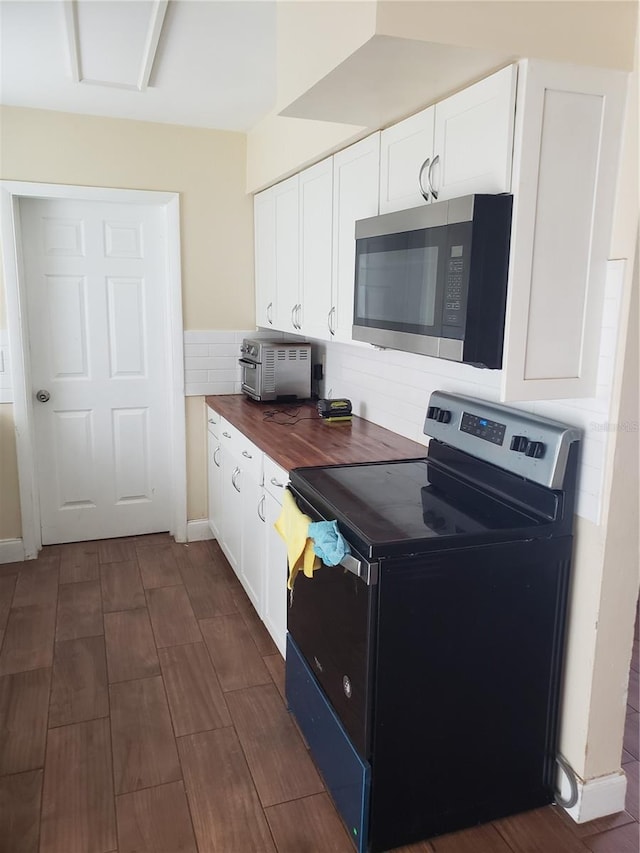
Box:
(0, 0, 278, 132)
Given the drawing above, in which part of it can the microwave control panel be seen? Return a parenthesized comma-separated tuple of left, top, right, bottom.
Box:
(443, 246, 464, 326)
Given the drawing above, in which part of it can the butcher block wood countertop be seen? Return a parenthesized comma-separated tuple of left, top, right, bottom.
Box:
(205, 395, 428, 471)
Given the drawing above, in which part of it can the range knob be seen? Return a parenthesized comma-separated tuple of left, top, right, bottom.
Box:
(436, 409, 452, 424)
(427, 406, 440, 420)
(525, 440, 546, 459)
(510, 435, 529, 453)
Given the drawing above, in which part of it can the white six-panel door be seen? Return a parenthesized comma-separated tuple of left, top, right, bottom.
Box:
(19, 197, 171, 544)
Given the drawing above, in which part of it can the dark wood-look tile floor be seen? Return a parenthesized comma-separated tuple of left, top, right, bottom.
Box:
(0, 537, 637, 853)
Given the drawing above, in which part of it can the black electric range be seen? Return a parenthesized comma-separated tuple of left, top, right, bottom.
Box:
(285, 391, 581, 853)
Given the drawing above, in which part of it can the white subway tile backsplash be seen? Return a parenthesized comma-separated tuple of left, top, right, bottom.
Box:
(184, 343, 210, 358)
(184, 369, 208, 383)
(183, 329, 294, 397)
(313, 263, 624, 525)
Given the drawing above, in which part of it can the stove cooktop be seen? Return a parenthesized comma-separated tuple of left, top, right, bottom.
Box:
(290, 458, 546, 559)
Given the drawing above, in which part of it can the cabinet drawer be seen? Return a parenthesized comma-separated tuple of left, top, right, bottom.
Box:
(206, 407, 221, 439)
(220, 419, 263, 482)
(264, 455, 288, 499)
(286, 635, 370, 852)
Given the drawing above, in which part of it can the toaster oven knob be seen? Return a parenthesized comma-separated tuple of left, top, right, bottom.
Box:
(436, 409, 451, 424)
(510, 435, 529, 453)
(525, 440, 546, 459)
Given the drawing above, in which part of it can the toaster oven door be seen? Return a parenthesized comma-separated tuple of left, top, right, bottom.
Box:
(239, 358, 261, 400)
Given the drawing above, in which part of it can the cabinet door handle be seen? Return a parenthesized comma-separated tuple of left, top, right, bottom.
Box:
(242, 450, 252, 459)
(267, 301, 273, 325)
(232, 466, 241, 492)
(208, 417, 218, 425)
(270, 477, 285, 488)
(328, 306, 336, 336)
(222, 431, 232, 439)
(428, 154, 439, 201)
(295, 304, 302, 330)
(418, 157, 431, 202)
(291, 305, 297, 328)
(213, 446, 221, 468)
(257, 494, 266, 522)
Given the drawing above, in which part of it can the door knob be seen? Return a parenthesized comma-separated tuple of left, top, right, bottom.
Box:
(35, 390, 50, 403)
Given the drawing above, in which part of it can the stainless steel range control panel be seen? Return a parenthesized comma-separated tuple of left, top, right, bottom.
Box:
(423, 391, 581, 489)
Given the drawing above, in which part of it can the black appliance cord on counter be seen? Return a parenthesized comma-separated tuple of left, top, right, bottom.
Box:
(261, 407, 317, 427)
(554, 753, 579, 808)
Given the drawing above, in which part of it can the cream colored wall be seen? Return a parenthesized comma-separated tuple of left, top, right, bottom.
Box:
(0, 106, 254, 529)
(0, 404, 21, 540)
(247, 0, 376, 192)
(247, 0, 637, 190)
(375, 1, 637, 72)
(276, 0, 377, 111)
(246, 113, 366, 193)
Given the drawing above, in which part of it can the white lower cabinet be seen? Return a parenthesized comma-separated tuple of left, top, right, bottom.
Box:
(207, 427, 223, 540)
(262, 457, 289, 658)
(220, 442, 243, 574)
(207, 409, 289, 657)
(219, 422, 264, 611)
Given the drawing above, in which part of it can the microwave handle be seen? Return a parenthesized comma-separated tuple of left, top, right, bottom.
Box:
(428, 154, 439, 201)
(418, 157, 431, 202)
(239, 358, 257, 369)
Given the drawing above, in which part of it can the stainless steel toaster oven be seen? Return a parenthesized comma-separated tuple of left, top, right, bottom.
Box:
(239, 339, 311, 402)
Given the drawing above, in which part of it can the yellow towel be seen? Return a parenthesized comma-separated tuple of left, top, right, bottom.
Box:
(274, 490, 321, 590)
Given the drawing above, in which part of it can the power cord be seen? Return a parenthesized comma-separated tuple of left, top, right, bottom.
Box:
(555, 753, 579, 808)
(261, 407, 317, 427)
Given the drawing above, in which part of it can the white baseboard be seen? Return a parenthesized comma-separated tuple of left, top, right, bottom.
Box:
(0, 538, 25, 564)
(186, 519, 213, 542)
(562, 769, 628, 823)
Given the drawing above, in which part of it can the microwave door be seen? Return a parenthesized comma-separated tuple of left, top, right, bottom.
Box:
(353, 226, 447, 339)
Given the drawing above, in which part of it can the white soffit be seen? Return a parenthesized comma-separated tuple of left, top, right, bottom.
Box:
(280, 34, 515, 130)
(64, 0, 168, 91)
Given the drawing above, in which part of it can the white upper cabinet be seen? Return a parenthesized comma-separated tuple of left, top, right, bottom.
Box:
(332, 133, 380, 342)
(298, 158, 334, 341)
(273, 175, 300, 332)
(379, 65, 517, 213)
(501, 59, 627, 401)
(431, 65, 517, 202)
(379, 107, 435, 213)
(254, 188, 276, 328)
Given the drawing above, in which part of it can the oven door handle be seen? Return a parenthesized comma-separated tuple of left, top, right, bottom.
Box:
(288, 487, 378, 585)
(238, 358, 257, 369)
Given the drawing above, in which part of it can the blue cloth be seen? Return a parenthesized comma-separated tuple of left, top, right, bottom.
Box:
(308, 520, 351, 566)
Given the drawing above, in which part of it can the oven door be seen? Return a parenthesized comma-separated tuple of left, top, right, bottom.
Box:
(287, 489, 378, 758)
(239, 358, 261, 400)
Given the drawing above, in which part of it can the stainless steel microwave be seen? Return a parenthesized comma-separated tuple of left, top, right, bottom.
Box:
(352, 194, 512, 369)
